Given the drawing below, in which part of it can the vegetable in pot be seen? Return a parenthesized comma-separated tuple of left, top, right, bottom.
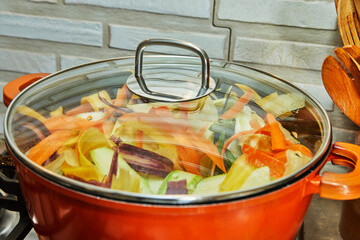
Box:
(20, 82, 315, 195)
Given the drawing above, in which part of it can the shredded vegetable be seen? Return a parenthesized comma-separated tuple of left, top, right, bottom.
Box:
(19, 82, 315, 195)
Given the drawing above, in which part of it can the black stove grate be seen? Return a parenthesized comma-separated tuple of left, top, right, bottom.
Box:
(0, 155, 33, 240)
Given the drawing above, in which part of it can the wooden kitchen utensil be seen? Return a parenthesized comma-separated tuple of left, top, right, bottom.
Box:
(344, 44, 360, 63)
(321, 49, 360, 126)
(337, 0, 360, 46)
(334, 47, 360, 79)
(354, 0, 360, 19)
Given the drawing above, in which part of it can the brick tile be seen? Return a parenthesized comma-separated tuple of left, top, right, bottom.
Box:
(65, 0, 211, 18)
(0, 12, 102, 46)
(29, 0, 58, 3)
(217, 0, 337, 30)
(233, 37, 335, 71)
(109, 24, 228, 59)
(0, 48, 56, 73)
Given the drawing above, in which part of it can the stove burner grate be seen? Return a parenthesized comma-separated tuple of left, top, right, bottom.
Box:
(0, 155, 33, 240)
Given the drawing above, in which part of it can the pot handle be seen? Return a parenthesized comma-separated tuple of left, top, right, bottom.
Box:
(317, 142, 360, 200)
(3, 73, 50, 107)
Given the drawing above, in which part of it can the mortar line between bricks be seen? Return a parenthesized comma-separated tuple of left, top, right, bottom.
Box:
(211, 0, 231, 62)
(56, 54, 61, 72)
(103, 22, 109, 50)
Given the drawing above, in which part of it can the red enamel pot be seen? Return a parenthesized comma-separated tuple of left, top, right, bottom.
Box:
(3, 39, 360, 240)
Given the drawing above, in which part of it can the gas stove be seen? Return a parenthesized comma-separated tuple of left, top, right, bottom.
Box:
(0, 111, 37, 240)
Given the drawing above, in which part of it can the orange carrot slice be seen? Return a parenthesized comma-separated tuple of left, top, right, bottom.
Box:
(221, 130, 257, 158)
(220, 89, 253, 119)
(187, 133, 227, 173)
(242, 144, 285, 178)
(136, 130, 143, 148)
(179, 101, 189, 120)
(27, 129, 79, 166)
(43, 115, 105, 132)
(266, 113, 287, 151)
(177, 146, 202, 176)
(114, 84, 130, 107)
(65, 103, 93, 116)
(272, 150, 288, 163)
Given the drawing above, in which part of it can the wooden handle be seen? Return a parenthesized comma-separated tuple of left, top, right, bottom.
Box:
(3, 73, 50, 107)
(319, 142, 360, 200)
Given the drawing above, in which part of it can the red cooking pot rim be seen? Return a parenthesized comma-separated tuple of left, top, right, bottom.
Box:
(3, 54, 333, 205)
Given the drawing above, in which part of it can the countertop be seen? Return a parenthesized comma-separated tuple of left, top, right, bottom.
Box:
(303, 184, 344, 240)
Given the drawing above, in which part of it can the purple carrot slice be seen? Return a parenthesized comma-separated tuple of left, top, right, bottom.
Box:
(166, 180, 188, 195)
(117, 143, 174, 177)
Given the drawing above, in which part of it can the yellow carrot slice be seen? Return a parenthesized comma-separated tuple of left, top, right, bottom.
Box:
(16, 105, 46, 122)
(77, 128, 113, 167)
(50, 106, 63, 117)
(81, 90, 112, 111)
(62, 166, 103, 182)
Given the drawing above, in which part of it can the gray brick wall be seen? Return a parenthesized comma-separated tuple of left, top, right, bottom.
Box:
(0, 0, 358, 137)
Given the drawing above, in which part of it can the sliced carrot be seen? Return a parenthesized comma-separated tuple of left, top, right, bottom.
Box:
(149, 106, 173, 119)
(120, 111, 225, 173)
(27, 129, 79, 166)
(114, 84, 131, 107)
(43, 115, 106, 132)
(273, 150, 288, 163)
(136, 130, 143, 148)
(249, 118, 262, 130)
(266, 113, 287, 151)
(179, 102, 189, 119)
(65, 103, 93, 116)
(62, 166, 103, 182)
(101, 120, 115, 139)
(196, 125, 208, 138)
(120, 112, 190, 134)
(242, 144, 285, 178)
(220, 89, 253, 119)
(16, 105, 46, 122)
(255, 123, 271, 136)
(188, 135, 226, 173)
(177, 146, 202, 176)
(221, 130, 257, 158)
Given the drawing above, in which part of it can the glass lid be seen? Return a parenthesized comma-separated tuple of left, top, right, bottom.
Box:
(4, 39, 331, 204)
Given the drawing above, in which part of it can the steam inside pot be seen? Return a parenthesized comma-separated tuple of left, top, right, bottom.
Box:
(14, 81, 322, 195)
